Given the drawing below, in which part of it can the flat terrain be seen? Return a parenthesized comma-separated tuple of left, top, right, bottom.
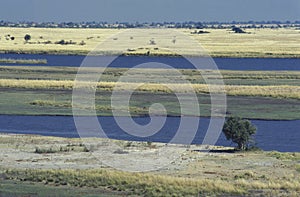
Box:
(0, 66, 299, 119)
(1, 27, 300, 196)
(0, 134, 299, 196)
(1, 27, 300, 57)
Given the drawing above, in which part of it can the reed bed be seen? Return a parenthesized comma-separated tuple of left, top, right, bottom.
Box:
(1, 66, 300, 87)
(0, 58, 47, 64)
(1, 79, 299, 99)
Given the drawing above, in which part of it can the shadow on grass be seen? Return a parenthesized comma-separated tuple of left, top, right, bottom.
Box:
(192, 149, 237, 153)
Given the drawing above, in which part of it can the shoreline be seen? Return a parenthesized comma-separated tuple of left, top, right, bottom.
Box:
(0, 113, 299, 121)
(1, 132, 300, 153)
(0, 132, 299, 154)
(1, 50, 300, 59)
(0, 133, 299, 196)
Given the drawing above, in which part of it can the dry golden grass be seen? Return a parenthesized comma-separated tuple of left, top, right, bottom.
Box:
(0, 79, 75, 89)
(186, 28, 300, 58)
(0, 27, 121, 55)
(0, 27, 300, 57)
(0, 58, 47, 64)
(3, 167, 300, 196)
(1, 79, 299, 99)
(1, 168, 243, 196)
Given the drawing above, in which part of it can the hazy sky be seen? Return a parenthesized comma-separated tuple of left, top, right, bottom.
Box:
(1, 0, 299, 22)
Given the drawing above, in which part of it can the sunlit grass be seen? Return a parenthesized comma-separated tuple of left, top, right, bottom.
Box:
(0, 58, 47, 64)
(3, 168, 299, 196)
(0, 27, 120, 55)
(1, 79, 299, 99)
(186, 28, 300, 58)
(0, 27, 300, 57)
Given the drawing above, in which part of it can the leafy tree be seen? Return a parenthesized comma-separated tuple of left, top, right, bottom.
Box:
(24, 34, 31, 42)
(222, 116, 257, 150)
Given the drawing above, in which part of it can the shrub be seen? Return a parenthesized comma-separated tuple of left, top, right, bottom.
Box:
(222, 116, 257, 150)
(35, 147, 57, 154)
(24, 34, 31, 42)
(232, 27, 246, 33)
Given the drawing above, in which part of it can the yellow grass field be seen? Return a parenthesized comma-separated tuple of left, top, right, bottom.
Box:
(0, 27, 119, 55)
(188, 28, 300, 58)
(0, 27, 300, 57)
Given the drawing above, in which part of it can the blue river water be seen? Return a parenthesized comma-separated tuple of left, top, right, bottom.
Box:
(0, 53, 300, 70)
(0, 115, 299, 152)
(0, 54, 299, 152)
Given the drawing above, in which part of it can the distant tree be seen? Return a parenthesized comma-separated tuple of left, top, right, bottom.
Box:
(79, 40, 86, 46)
(55, 40, 65, 45)
(24, 34, 31, 42)
(222, 116, 257, 150)
(191, 30, 210, 34)
(232, 27, 246, 33)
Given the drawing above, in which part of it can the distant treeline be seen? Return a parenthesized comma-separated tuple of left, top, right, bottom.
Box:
(1, 20, 300, 29)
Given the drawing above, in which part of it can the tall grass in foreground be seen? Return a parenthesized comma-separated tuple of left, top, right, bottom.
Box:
(1, 79, 300, 99)
(3, 168, 299, 196)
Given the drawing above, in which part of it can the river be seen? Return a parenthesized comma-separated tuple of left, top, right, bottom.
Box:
(0, 53, 300, 70)
(0, 53, 299, 152)
(0, 115, 299, 152)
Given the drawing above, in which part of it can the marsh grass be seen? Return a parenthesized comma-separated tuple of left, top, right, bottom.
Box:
(0, 58, 47, 64)
(1, 79, 299, 99)
(30, 100, 72, 108)
(1, 66, 300, 119)
(3, 168, 300, 196)
(1, 66, 300, 86)
(28, 100, 150, 115)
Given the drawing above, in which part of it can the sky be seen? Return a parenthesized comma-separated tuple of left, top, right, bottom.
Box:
(1, 0, 299, 23)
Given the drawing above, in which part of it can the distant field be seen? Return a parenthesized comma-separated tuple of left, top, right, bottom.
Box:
(1, 27, 300, 197)
(0, 27, 119, 55)
(0, 27, 300, 57)
(188, 28, 300, 58)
